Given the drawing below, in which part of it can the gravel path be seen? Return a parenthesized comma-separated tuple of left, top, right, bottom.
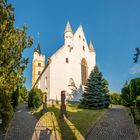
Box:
(85, 105, 140, 140)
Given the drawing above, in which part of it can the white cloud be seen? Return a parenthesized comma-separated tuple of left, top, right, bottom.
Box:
(129, 64, 140, 74)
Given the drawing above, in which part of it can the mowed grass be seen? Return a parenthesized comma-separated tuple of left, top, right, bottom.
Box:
(34, 104, 106, 140)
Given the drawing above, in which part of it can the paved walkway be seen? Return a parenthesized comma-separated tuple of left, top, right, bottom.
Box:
(31, 112, 60, 140)
(4, 104, 140, 140)
(85, 105, 140, 140)
(5, 104, 37, 140)
(5, 104, 57, 140)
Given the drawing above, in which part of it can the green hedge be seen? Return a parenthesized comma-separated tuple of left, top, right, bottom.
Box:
(28, 88, 43, 108)
(131, 108, 140, 123)
(0, 94, 13, 128)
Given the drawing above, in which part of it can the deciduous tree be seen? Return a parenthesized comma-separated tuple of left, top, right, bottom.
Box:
(0, 0, 33, 127)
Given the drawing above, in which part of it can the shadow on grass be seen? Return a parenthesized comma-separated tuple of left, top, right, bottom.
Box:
(33, 104, 105, 140)
(68, 107, 105, 137)
(62, 104, 105, 137)
(48, 106, 77, 140)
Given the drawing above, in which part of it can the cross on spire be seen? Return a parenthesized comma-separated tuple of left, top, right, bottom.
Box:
(133, 47, 140, 63)
(38, 32, 40, 44)
(34, 32, 41, 54)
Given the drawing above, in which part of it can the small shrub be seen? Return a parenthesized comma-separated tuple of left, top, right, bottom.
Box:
(12, 88, 19, 109)
(0, 94, 13, 128)
(110, 93, 121, 105)
(1, 104, 13, 128)
(136, 96, 140, 108)
(28, 88, 43, 108)
(20, 87, 28, 102)
(19, 96, 24, 103)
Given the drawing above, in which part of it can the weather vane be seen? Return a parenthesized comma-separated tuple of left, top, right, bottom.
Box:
(133, 47, 140, 63)
(38, 32, 40, 43)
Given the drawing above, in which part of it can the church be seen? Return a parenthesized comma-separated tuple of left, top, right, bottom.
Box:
(32, 21, 96, 102)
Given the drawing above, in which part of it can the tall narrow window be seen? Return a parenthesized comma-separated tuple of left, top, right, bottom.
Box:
(81, 58, 88, 85)
(66, 58, 69, 63)
(83, 46, 85, 51)
(38, 71, 41, 75)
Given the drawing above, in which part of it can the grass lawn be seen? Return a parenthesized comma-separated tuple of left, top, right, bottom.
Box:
(34, 104, 106, 140)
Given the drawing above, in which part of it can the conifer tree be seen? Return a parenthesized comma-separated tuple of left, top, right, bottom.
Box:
(80, 65, 110, 109)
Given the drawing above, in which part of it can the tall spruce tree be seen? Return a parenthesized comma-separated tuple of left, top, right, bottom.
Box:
(80, 65, 110, 109)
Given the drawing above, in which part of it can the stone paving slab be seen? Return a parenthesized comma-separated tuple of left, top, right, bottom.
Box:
(85, 105, 140, 140)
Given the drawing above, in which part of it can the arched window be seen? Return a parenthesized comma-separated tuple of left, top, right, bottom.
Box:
(81, 58, 88, 85)
(83, 46, 85, 51)
(66, 58, 69, 63)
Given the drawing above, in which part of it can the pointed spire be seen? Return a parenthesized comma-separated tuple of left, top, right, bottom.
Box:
(37, 43, 41, 54)
(89, 40, 95, 52)
(64, 21, 73, 33)
(79, 24, 83, 29)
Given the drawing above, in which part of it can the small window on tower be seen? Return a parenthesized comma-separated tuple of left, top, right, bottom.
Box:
(79, 35, 81, 39)
(83, 46, 85, 51)
(38, 71, 41, 75)
(38, 63, 41, 67)
(45, 77, 47, 86)
(83, 38, 85, 42)
(66, 58, 69, 63)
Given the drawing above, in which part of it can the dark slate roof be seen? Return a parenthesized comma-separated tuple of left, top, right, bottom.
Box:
(34, 43, 41, 54)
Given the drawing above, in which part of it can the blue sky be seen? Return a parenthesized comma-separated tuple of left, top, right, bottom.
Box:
(10, 0, 140, 92)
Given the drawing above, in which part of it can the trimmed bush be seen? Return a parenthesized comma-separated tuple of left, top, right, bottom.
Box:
(28, 88, 43, 108)
(110, 93, 121, 105)
(1, 103, 13, 128)
(12, 87, 19, 109)
(20, 87, 28, 102)
(0, 93, 13, 128)
(121, 78, 140, 106)
(136, 96, 140, 108)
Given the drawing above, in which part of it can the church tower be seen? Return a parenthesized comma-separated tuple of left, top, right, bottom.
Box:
(32, 41, 45, 87)
(64, 21, 73, 48)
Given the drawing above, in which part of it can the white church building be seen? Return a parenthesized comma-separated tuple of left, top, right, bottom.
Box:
(32, 21, 96, 102)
